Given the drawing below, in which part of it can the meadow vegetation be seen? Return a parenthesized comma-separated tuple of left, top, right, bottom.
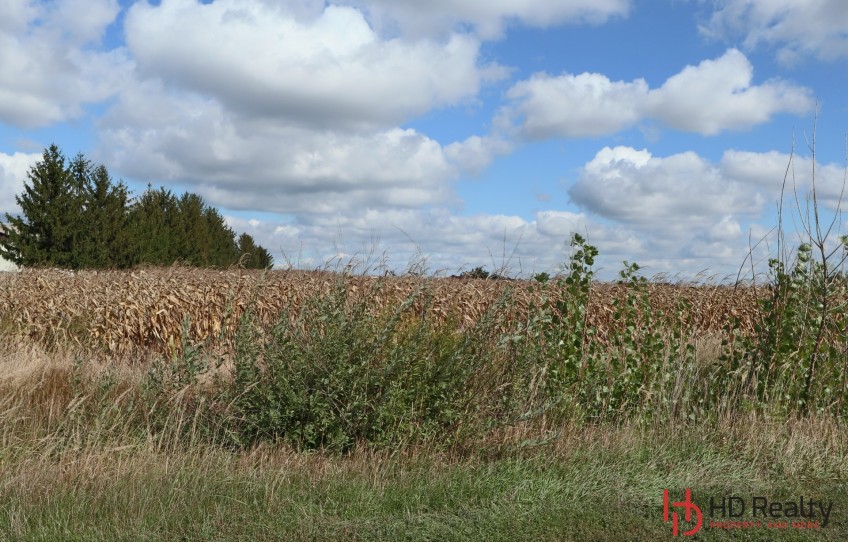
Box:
(0, 230, 847, 540)
(2, 139, 848, 540)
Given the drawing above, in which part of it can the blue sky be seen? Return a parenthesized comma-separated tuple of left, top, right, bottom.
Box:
(1, 0, 847, 279)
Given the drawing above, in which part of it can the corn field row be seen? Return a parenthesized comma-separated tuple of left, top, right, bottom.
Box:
(0, 267, 764, 356)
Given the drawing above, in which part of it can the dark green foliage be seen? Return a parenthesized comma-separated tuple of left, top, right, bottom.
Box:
(722, 241, 848, 416)
(126, 189, 271, 268)
(533, 272, 550, 283)
(202, 205, 241, 267)
(226, 282, 481, 452)
(128, 190, 241, 267)
(1, 145, 84, 267)
(236, 233, 274, 269)
(78, 164, 134, 268)
(1, 144, 272, 269)
(126, 186, 181, 266)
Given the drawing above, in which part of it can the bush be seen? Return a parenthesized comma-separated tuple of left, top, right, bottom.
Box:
(720, 127, 848, 417)
(224, 280, 492, 452)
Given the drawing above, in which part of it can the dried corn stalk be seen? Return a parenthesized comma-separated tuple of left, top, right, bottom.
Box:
(0, 267, 765, 356)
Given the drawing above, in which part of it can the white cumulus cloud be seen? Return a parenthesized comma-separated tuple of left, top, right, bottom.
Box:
(504, 49, 813, 139)
(506, 73, 649, 138)
(0, 0, 132, 128)
(701, 0, 848, 63)
(646, 49, 812, 134)
(124, 0, 505, 130)
(570, 146, 768, 229)
(99, 82, 472, 215)
(720, 149, 848, 209)
(565, 145, 848, 277)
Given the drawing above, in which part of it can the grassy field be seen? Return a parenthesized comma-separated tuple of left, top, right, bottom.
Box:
(1, 344, 845, 541)
(1, 238, 847, 540)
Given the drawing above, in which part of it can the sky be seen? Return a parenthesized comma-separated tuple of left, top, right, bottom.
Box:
(1, 0, 847, 280)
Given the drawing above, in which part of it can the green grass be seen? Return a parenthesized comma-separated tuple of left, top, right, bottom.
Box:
(1, 417, 846, 541)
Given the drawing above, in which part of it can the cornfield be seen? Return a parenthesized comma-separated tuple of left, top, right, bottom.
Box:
(0, 267, 764, 356)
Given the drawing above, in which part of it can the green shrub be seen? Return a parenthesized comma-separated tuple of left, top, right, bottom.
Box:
(722, 241, 848, 416)
(224, 279, 494, 452)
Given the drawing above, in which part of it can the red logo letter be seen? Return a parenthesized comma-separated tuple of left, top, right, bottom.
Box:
(664, 489, 703, 536)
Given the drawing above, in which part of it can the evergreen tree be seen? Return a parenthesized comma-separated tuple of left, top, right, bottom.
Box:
(127, 186, 181, 266)
(176, 192, 209, 266)
(66, 153, 93, 268)
(3, 145, 273, 270)
(127, 186, 252, 268)
(237, 233, 274, 269)
(253, 246, 274, 269)
(236, 232, 257, 263)
(1, 145, 86, 268)
(203, 206, 239, 266)
(81, 164, 132, 268)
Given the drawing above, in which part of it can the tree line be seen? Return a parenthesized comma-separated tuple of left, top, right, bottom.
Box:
(0, 144, 273, 270)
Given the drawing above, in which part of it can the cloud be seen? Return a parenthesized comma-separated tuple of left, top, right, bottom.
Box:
(566, 145, 848, 276)
(701, 0, 848, 63)
(0, 152, 40, 216)
(95, 0, 534, 238)
(717, 149, 795, 188)
(100, 74, 824, 280)
(1, 0, 39, 33)
(646, 49, 812, 134)
(570, 146, 767, 232)
(444, 135, 514, 174)
(351, 0, 631, 39)
(225, 206, 643, 277)
(568, 146, 764, 273)
(124, 0, 505, 130)
(503, 49, 813, 139)
(0, 0, 132, 128)
(709, 215, 744, 242)
(99, 81, 472, 215)
(720, 149, 848, 208)
(505, 73, 648, 138)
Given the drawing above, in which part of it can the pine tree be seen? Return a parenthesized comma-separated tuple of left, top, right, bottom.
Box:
(253, 245, 274, 269)
(176, 192, 209, 266)
(204, 206, 239, 266)
(127, 186, 181, 266)
(2, 145, 274, 270)
(237, 233, 256, 268)
(236, 233, 274, 269)
(1, 145, 86, 268)
(81, 164, 132, 268)
(127, 186, 249, 268)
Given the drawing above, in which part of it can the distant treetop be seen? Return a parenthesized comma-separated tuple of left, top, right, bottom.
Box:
(0, 144, 273, 270)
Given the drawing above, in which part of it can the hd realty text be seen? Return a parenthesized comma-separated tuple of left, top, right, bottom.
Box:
(710, 496, 833, 527)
